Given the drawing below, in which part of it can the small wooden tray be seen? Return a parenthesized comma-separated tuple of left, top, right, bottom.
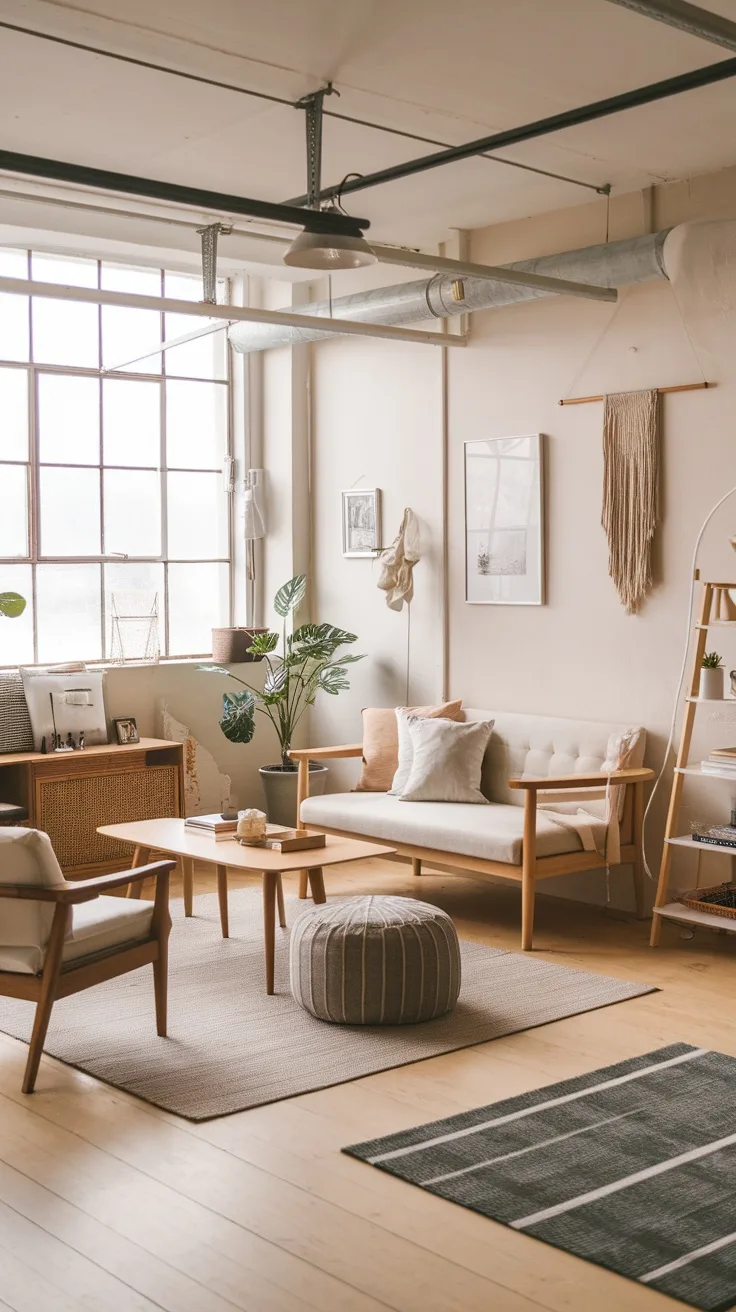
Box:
(679, 882, 736, 920)
(265, 829, 326, 853)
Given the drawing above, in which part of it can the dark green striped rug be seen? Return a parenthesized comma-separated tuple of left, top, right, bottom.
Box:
(345, 1044, 736, 1311)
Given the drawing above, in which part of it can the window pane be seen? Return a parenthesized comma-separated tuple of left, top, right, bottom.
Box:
(167, 472, 228, 559)
(40, 467, 101, 556)
(0, 293, 30, 362)
(168, 562, 228, 655)
(164, 271, 227, 380)
(0, 564, 33, 664)
(101, 264, 161, 295)
(38, 374, 99, 464)
(32, 298, 99, 368)
(0, 465, 28, 556)
(0, 250, 28, 278)
(104, 560, 164, 659)
(0, 368, 29, 460)
(31, 253, 98, 287)
(103, 378, 160, 467)
(166, 380, 227, 469)
(101, 307, 162, 375)
(36, 563, 101, 662)
(104, 470, 161, 556)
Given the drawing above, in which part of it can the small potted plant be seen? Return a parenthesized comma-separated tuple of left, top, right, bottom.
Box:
(701, 651, 724, 700)
(201, 575, 363, 826)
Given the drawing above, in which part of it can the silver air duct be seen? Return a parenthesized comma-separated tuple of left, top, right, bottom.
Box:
(229, 229, 671, 354)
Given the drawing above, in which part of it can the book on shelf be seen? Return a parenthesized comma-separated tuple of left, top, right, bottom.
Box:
(702, 760, 736, 775)
(708, 747, 736, 761)
(692, 825, 736, 849)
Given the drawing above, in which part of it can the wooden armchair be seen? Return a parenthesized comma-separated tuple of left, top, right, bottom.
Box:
(0, 826, 175, 1094)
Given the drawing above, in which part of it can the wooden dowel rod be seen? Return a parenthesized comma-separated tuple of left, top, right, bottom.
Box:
(559, 381, 712, 406)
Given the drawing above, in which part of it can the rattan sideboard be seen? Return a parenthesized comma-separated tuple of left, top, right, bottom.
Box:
(0, 738, 184, 877)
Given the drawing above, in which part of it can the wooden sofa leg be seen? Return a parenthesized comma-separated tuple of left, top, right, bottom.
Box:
(412, 858, 422, 877)
(632, 780, 647, 920)
(23, 904, 68, 1094)
(521, 788, 537, 951)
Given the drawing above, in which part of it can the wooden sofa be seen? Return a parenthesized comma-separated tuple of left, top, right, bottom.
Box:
(291, 709, 654, 950)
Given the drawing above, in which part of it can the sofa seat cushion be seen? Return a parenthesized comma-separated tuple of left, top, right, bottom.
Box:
(0, 896, 154, 975)
(300, 792, 582, 865)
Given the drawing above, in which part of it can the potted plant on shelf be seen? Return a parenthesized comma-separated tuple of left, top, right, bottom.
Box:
(201, 574, 363, 826)
(700, 650, 724, 700)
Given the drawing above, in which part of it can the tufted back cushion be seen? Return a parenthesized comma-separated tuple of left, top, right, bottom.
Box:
(0, 828, 68, 963)
(462, 709, 646, 807)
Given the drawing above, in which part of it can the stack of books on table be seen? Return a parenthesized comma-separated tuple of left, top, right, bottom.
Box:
(183, 813, 238, 841)
(701, 748, 736, 777)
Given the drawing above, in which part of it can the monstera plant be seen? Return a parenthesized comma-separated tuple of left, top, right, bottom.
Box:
(0, 593, 25, 619)
(201, 575, 363, 824)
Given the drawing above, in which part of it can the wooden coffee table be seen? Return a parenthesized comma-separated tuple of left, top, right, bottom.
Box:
(97, 818, 394, 994)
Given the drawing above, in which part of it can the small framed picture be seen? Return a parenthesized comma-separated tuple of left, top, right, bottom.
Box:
(342, 488, 381, 557)
(114, 717, 140, 745)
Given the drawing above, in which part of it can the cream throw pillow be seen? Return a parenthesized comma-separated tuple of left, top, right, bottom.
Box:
(398, 717, 494, 804)
(355, 700, 463, 792)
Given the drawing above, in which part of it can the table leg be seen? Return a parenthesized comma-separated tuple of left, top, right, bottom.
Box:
(298, 870, 309, 900)
(263, 871, 278, 994)
(127, 846, 151, 898)
(276, 873, 286, 928)
(216, 864, 229, 938)
(307, 866, 326, 904)
(181, 856, 194, 917)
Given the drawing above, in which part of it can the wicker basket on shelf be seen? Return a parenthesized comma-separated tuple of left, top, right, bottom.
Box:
(679, 883, 736, 920)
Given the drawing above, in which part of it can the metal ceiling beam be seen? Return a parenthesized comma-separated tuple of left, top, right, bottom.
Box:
(370, 246, 618, 302)
(0, 149, 369, 235)
(289, 56, 736, 204)
(0, 276, 463, 348)
(602, 0, 736, 52)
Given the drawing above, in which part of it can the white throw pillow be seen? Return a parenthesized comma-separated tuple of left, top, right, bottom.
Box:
(398, 717, 494, 803)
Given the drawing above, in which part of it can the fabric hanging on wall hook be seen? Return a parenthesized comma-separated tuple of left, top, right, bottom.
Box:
(376, 508, 420, 611)
(601, 388, 659, 613)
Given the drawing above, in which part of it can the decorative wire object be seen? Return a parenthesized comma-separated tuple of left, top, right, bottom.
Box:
(110, 592, 160, 664)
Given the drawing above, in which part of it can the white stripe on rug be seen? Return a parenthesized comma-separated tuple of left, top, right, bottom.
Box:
(422, 1110, 641, 1187)
(640, 1230, 736, 1285)
(511, 1130, 736, 1230)
(369, 1047, 706, 1165)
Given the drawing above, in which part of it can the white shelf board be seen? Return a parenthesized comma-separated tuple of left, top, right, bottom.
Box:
(653, 901, 736, 932)
(676, 763, 736, 780)
(685, 696, 736, 704)
(666, 834, 736, 855)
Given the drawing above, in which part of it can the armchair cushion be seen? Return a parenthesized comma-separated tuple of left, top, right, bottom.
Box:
(0, 827, 68, 955)
(0, 895, 154, 975)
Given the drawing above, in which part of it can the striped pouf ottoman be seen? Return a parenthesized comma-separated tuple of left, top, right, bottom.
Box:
(290, 895, 461, 1025)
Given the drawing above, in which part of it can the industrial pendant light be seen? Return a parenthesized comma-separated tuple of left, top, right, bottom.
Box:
(284, 204, 376, 269)
(284, 86, 376, 271)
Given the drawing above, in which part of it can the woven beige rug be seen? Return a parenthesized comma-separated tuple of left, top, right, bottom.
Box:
(0, 890, 656, 1120)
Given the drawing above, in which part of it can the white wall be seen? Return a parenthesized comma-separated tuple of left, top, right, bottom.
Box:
(307, 167, 736, 908)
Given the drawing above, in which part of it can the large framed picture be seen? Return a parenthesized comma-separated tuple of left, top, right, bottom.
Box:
(464, 435, 545, 605)
(342, 488, 381, 557)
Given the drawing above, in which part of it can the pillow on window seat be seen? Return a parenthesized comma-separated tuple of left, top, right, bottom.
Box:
(354, 699, 463, 792)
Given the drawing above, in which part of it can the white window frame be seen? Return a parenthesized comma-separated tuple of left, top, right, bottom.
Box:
(0, 250, 235, 666)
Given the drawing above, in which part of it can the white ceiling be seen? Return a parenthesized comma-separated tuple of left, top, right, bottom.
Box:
(1, 0, 736, 262)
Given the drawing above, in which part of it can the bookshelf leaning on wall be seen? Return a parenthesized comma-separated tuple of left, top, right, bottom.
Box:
(651, 576, 736, 945)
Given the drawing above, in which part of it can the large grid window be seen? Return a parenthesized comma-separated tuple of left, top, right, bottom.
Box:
(0, 251, 232, 666)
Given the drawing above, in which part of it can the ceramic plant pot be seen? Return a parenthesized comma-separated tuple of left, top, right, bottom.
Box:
(700, 666, 724, 700)
(259, 763, 329, 828)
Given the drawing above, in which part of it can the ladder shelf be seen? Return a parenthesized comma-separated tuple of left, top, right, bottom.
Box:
(651, 577, 736, 947)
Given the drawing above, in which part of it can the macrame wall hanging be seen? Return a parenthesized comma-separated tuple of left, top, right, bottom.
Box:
(601, 388, 659, 614)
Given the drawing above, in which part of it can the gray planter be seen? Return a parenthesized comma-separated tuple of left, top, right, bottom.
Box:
(259, 763, 328, 828)
(700, 666, 724, 700)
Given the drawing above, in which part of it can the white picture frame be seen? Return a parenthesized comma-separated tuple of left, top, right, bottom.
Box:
(464, 434, 545, 605)
(342, 488, 382, 557)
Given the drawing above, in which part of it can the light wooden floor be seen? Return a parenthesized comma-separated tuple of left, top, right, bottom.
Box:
(0, 857, 733, 1312)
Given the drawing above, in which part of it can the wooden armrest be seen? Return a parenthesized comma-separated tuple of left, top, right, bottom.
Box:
(289, 745, 363, 761)
(0, 860, 176, 904)
(509, 768, 655, 791)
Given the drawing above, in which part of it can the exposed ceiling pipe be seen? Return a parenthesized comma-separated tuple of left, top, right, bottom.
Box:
(287, 58, 736, 205)
(602, 0, 736, 52)
(228, 229, 671, 354)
